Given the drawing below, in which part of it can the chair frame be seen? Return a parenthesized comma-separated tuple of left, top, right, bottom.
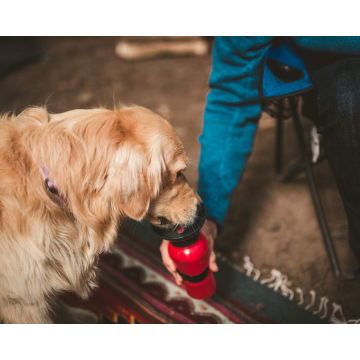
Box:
(274, 97, 341, 278)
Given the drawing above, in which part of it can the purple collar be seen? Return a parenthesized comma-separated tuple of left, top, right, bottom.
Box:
(41, 165, 67, 204)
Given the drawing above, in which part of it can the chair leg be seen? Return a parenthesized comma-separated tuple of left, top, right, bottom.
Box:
(281, 155, 327, 182)
(290, 98, 341, 278)
(275, 101, 283, 175)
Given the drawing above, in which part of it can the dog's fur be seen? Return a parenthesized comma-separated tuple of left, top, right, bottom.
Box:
(0, 106, 201, 323)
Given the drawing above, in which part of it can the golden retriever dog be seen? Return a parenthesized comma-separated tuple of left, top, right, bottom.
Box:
(0, 106, 202, 323)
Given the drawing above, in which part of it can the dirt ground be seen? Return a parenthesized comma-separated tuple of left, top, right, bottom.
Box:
(1, 37, 359, 321)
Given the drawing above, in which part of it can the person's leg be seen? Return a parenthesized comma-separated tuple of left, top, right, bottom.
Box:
(312, 58, 360, 263)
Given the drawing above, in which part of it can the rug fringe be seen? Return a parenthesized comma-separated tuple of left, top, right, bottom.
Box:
(216, 251, 360, 324)
(305, 290, 316, 310)
(241, 256, 360, 324)
(295, 288, 304, 305)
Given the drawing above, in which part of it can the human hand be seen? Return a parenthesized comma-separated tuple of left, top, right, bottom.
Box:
(159, 219, 219, 286)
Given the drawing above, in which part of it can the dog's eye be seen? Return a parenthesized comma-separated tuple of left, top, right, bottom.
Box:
(177, 171, 183, 178)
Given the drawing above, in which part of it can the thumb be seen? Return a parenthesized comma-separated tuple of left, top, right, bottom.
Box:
(160, 240, 177, 273)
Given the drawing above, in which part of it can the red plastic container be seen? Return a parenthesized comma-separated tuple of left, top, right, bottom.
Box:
(168, 232, 216, 300)
(183, 270, 216, 300)
(151, 204, 216, 300)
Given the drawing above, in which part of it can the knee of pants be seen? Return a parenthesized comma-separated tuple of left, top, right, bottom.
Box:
(315, 58, 360, 131)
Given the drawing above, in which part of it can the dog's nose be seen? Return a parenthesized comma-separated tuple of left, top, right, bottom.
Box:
(157, 216, 171, 226)
(196, 201, 205, 213)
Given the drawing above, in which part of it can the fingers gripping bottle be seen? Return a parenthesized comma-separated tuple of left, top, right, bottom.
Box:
(152, 204, 216, 300)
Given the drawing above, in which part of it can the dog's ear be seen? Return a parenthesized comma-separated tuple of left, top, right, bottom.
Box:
(120, 185, 151, 221)
(110, 143, 162, 221)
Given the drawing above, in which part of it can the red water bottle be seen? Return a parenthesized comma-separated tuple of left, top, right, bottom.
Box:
(152, 205, 216, 300)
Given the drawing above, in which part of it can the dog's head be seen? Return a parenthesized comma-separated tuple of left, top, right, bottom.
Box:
(25, 106, 202, 231)
(106, 106, 202, 229)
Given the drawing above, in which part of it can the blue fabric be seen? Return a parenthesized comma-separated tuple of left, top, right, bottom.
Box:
(293, 36, 360, 55)
(262, 43, 313, 98)
(198, 36, 360, 228)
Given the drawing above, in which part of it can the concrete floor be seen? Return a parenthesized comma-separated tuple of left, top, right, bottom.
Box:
(0, 37, 358, 321)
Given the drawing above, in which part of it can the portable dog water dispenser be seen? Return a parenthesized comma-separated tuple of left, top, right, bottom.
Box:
(151, 204, 216, 300)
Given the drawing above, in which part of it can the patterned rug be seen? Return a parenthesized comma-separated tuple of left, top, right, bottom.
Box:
(64, 220, 326, 324)
(65, 228, 273, 324)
